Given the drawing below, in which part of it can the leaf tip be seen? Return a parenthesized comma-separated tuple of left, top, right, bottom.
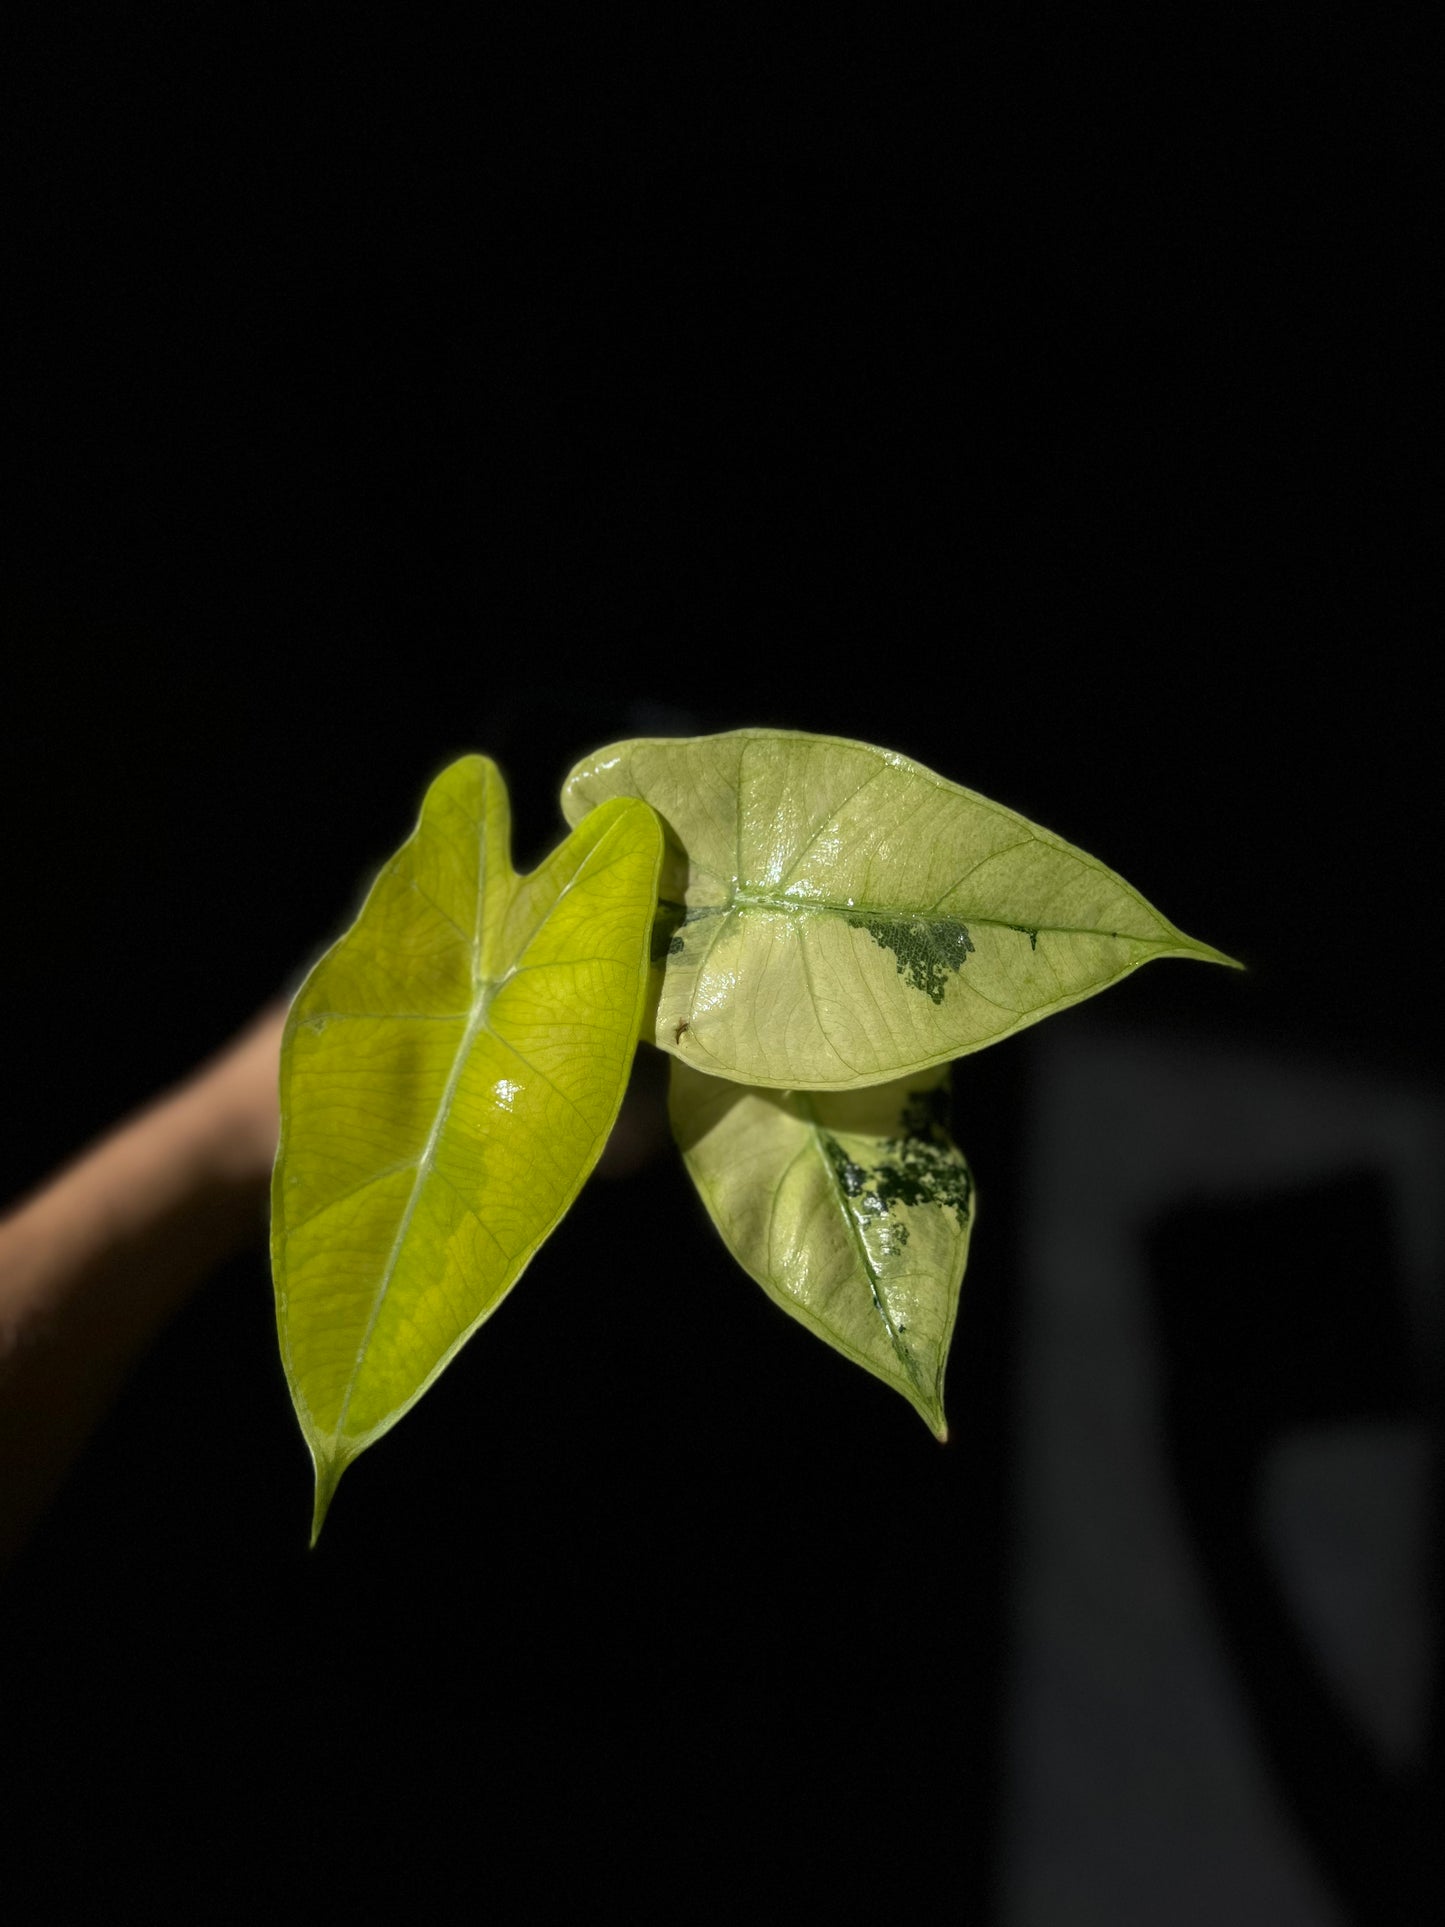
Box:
(1200, 942, 1246, 972)
(911, 1394, 949, 1442)
(1175, 931, 1244, 972)
(309, 1451, 348, 1548)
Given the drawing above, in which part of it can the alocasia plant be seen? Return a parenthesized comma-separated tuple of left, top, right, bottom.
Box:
(273, 730, 1235, 1537)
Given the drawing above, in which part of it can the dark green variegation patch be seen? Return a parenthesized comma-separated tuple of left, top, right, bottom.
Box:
(820, 1132, 911, 1260)
(819, 1084, 973, 1263)
(872, 1115, 972, 1221)
(846, 913, 976, 1004)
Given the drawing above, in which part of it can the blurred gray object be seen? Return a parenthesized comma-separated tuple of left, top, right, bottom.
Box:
(1004, 1017, 1442, 1927)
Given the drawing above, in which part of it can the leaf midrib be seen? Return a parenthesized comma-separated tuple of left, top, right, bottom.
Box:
(795, 1099, 928, 1397)
(689, 887, 1171, 947)
(331, 997, 490, 1445)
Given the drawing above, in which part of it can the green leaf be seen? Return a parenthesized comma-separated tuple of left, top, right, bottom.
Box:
(563, 729, 1238, 1089)
(670, 1058, 972, 1436)
(271, 756, 663, 1541)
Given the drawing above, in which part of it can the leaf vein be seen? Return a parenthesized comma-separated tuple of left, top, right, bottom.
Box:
(281, 1157, 421, 1241)
(773, 763, 885, 889)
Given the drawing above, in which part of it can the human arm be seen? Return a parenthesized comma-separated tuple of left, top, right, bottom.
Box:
(0, 1004, 285, 1566)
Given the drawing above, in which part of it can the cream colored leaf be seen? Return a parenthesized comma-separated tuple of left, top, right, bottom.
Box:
(671, 1057, 973, 1435)
(564, 729, 1237, 1090)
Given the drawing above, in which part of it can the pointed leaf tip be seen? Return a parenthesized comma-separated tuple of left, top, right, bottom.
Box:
(1172, 928, 1244, 971)
(310, 1453, 346, 1547)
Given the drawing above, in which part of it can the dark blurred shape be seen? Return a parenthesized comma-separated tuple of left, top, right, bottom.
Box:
(1150, 1172, 1442, 1926)
(1006, 1025, 1444, 1925)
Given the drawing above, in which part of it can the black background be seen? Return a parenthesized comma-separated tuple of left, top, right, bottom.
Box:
(1, 12, 1434, 1920)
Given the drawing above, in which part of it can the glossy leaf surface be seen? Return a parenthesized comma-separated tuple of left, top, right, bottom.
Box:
(272, 756, 662, 1539)
(564, 729, 1237, 1089)
(671, 1058, 971, 1435)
